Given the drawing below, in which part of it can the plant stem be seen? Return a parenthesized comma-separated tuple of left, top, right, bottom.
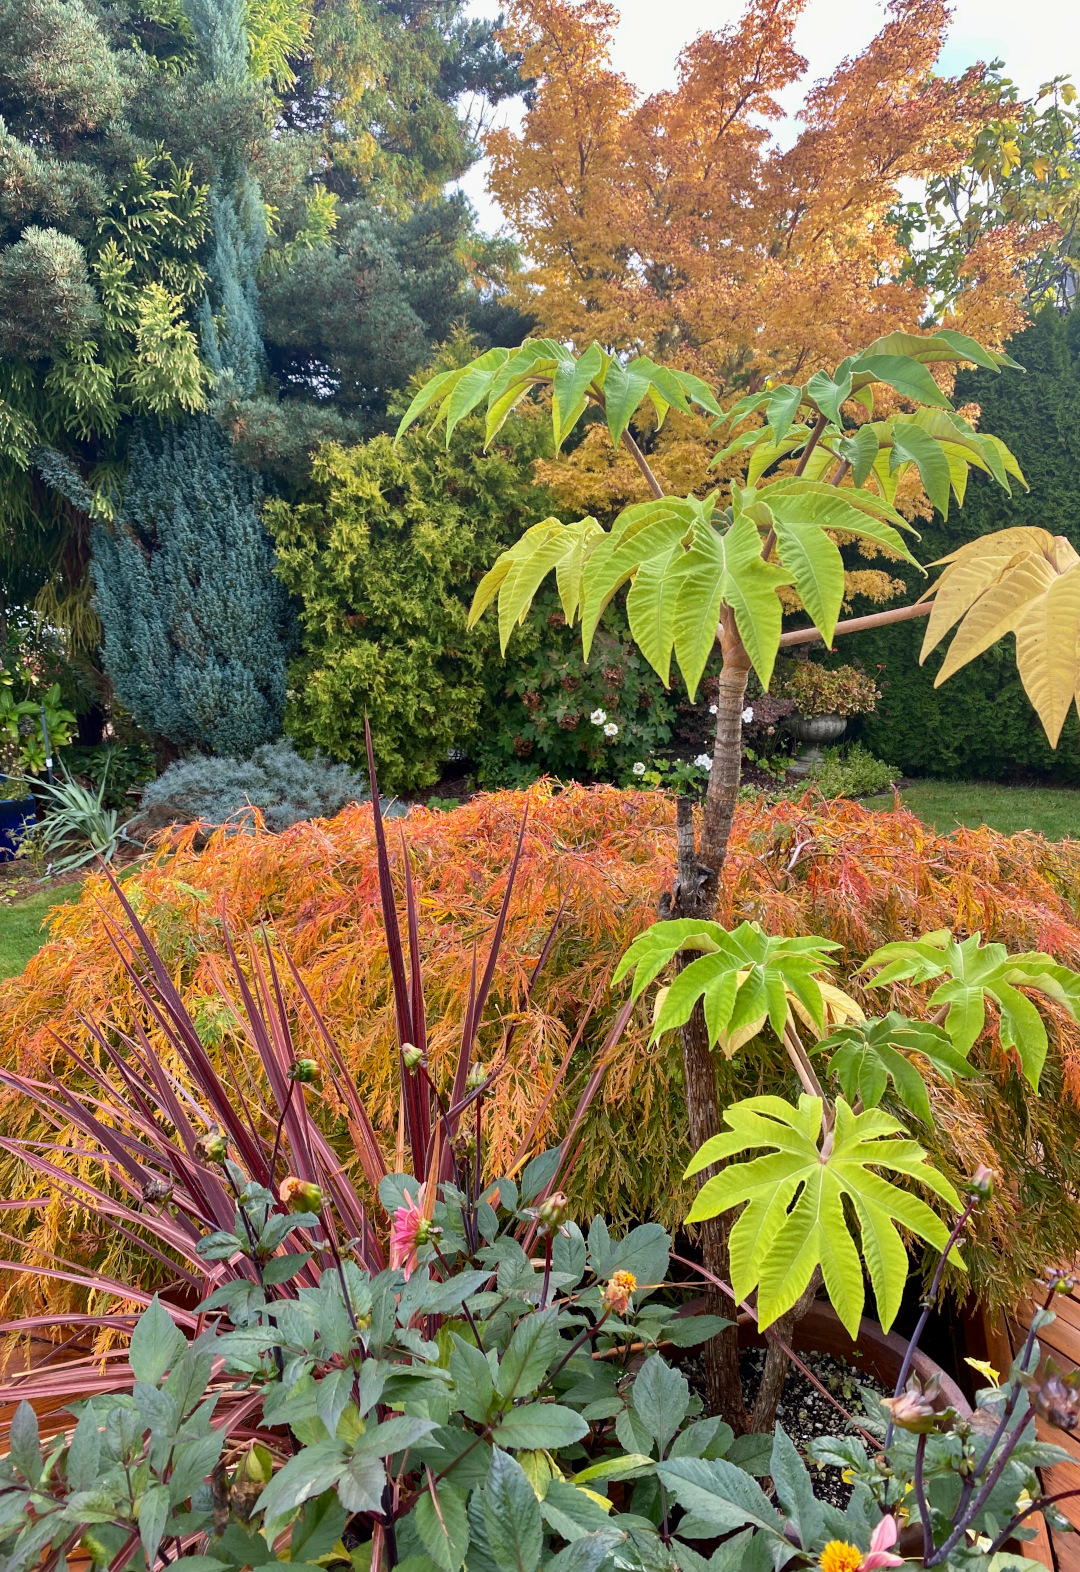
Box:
(620, 430, 665, 500)
(792, 413, 828, 477)
(546, 1309, 612, 1387)
(268, 1079, 295, 1193)
(883, 1195, 977, 1448)
(928, 1409, 1035, 1566)
(972, 1281, 1057, 1475)
(915, 1433, 933, 1561)
(539, 1236, 553, 1311)
(987, 1487, 1080, 1555)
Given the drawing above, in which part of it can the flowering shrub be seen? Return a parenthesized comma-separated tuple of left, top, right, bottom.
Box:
(477, 599, 679, 786)
(774, 660, 881, 719)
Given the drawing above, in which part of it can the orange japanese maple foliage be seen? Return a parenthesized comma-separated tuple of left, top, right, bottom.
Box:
(3, 787, 1080, 1316)
(488, 0, 1031, 383)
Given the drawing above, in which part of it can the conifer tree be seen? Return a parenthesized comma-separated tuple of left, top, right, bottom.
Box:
(89, 416, 287, 755)
(82, 0, 287, 755)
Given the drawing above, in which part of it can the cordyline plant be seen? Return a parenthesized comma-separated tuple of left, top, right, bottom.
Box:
(0, 729, 626, 1408)
(398, 330, 1079, 1424)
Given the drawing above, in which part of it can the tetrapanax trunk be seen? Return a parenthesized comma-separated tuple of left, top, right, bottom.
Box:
(668, 611, 755, 1426)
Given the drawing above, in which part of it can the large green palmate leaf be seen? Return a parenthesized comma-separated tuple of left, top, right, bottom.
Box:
(578, 497, 704, 659)
(395, 339, 721, 455)
(684, 1095, 961, 1334)
(613, 919, 843, 1056)
(467, 517, 604, 651)
(861, 931, 1080, 1092)
(814, 1012, 979, 1125)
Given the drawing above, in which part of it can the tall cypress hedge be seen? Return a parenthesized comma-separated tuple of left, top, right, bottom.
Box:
(850, 307, 1080, 781)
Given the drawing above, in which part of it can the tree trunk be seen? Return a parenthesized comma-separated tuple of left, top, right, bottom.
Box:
(668, 612, 755, 1426)
(748, 1271, 823, 1433)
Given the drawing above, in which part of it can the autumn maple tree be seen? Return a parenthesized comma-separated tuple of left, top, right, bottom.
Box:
(486, 0, 1033, 382)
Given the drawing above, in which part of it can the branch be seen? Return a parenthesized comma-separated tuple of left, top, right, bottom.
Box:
(777, 600, 931, 649)
(792, 413, 828, 477)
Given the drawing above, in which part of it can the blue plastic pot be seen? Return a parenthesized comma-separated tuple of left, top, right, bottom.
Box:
(0, 795, 36, 862)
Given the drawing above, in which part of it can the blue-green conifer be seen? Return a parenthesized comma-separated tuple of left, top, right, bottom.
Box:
(86, 0, 287, 755)
(90, 417, 287, 756)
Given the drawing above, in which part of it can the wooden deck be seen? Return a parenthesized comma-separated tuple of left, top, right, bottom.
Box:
(985, 1284, 1080, 1571)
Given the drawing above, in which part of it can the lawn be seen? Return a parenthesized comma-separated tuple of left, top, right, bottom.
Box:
(0, 882, 83, 981)
(861, 780, 1080, 840)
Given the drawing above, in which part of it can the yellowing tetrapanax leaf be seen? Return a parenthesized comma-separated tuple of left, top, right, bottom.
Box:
(683, 1095, 960, 1335)
(921, 528, 1080, 744)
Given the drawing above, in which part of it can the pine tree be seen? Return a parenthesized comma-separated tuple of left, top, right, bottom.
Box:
(89, 416, 287, 755)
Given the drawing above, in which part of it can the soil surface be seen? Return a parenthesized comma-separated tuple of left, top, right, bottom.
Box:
(681, 1344, 888, 1507)
(740, 1346, 887, 1506)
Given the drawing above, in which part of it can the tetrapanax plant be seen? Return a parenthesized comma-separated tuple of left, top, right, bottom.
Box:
(396, 328, 1043, 1422)
(860, 929, 1080, 1091)
(614, 914, 1080, 1431)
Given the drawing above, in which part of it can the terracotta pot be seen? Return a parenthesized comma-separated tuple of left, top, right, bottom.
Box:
(674, 1297, 970, 1419)
(739, 1299, 971, 1418)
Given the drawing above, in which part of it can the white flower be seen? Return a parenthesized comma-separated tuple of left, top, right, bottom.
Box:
(604, 722, 619, 738)
(590, 708, 607, 726)
(708, 704, 717, 715)
(632, 761, 646, 776)
(742, 706, 755, 723)
(694, 753, 712, 771)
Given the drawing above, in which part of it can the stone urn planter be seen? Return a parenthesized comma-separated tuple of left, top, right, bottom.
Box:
(788, 712, 848, 746)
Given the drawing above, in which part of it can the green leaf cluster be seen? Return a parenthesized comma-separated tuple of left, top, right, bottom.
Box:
(613, 919, 842, 1056)
(861, 930, 1080, 1092)
(414, 329, 1026, 711)
(0, 1170, 755, 1572)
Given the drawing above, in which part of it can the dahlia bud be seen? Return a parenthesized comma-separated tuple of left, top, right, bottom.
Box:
(1027, 1364, 1080, 1431)
(231, 1444, 273, 1522)
(195, 1126, 227, 1164)
(881, 1376, 943, 1434)
(288, 1058, 319, 1084)
(965, 1164, 995, 1201)
(535, 1191, 568, 1237)
(1044, 1266, 1077, 1295)
(466, 1061, 487, 1091)
(602, 1271, 637, 1317)
(279, 1176, 324, 1215)
(401, 1044, 424, 1071)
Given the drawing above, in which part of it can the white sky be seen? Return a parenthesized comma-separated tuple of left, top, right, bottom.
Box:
(456, 0, 1080, 234)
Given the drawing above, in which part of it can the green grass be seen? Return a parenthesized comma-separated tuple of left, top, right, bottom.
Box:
(861, 780, 1080, 840)
(0, 882, 83, 981)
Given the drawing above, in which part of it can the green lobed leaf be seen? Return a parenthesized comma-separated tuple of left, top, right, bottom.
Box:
(851, 354, 954, 410)
(684, 1095, 960, 1336)
(890, 422, 953, 517)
